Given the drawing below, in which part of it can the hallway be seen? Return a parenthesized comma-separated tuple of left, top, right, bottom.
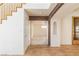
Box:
(1, 3, 79, 56)
(25, 45, 79, 56)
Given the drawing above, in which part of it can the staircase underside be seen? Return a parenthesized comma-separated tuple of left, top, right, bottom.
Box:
(0, 3, 23, 24)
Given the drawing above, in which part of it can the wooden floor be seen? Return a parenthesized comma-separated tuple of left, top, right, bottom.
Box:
(25, 45, 79, 56)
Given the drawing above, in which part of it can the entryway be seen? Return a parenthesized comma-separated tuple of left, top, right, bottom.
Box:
(30, 21, 48, 45)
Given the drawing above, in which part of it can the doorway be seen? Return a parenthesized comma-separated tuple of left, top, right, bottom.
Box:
(72, 17, 79, 45)
(30, 21, 48, 45)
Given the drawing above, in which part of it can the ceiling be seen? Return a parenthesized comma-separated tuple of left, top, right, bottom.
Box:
(53, 3, 79, 19)
(23, 3, 79, 18)
(24, 3, 51, 9)
(24, 3, 57, 16)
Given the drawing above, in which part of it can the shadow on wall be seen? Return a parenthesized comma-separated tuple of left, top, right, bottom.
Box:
(53, 21, 57, 35)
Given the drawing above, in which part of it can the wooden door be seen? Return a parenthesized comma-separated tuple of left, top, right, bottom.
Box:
(73, 17, 79, 44)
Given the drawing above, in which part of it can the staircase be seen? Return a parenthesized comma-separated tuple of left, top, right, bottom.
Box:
(0, 3, 23, 24)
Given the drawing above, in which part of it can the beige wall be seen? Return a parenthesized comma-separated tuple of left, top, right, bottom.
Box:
(30, 21, 48, 45)
(50, 4, 79, 47)
(61, 9, 79, 45)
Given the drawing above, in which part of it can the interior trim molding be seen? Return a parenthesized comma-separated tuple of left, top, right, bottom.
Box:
(48, 3, 64, 46)
(29, 16, 49, 21)
(49, 3, 64, 19)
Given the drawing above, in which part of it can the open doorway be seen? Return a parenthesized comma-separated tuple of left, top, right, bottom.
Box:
(72, 17, 79, 45)
(30, 21, 48, 45)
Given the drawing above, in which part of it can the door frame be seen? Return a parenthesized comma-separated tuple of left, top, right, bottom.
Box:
(72, 16, 79, 44)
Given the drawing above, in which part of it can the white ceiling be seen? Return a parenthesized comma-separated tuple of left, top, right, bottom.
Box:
(53, 3, 79, 19)
(23, 3, 79, 17)
(24, 3, 57, 16)
(24, 3, 51, 9)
